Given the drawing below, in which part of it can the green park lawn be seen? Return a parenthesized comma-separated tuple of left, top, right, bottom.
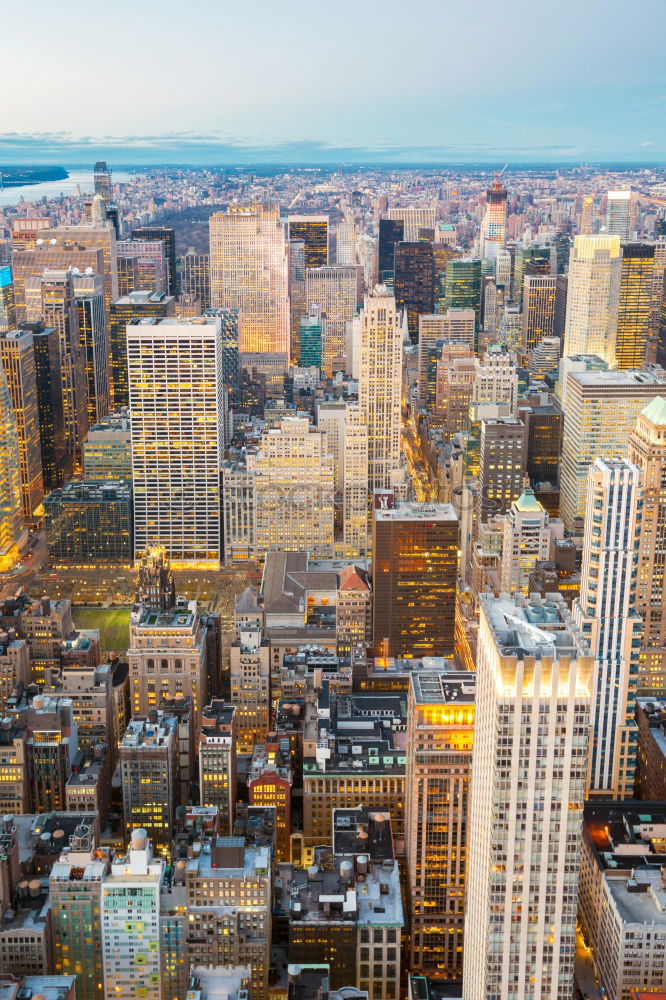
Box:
(72, 606, 131, 654)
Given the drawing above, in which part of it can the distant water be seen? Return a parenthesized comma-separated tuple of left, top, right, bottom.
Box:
(0, 169, 133, 207)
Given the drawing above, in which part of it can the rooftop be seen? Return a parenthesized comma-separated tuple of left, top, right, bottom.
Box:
(481, 592, 589, 661)
(642, 395, 666, 426)
(121, 713, 177, 750)
(374, 501, 458, 524)
(411, 671, 476, 706)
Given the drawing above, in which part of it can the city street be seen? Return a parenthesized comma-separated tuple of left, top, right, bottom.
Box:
(575, 928, 604, 1000)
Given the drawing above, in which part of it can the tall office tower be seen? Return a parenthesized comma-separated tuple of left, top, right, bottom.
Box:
(615, 242, 655, 369)
(358, 287, 402, 491)
(463, 593, 592, 1000)
(343, 404, 369, 558)
(387, 207, 437, 242)
(444, 258, 482, 328)
(627, 398, 666, 696)
(378, 218, 404, 281)
(39, 270, 89, 456)
(470, 348, 519, 419)
(204, 307, 240, 405)
(209, 202, 289, 361)
(650, 240, 666, 345)
(11, 217, 51, 250)
(25, 322, 65, 490)
(181, 249, 210, 309)
(417, 310, 475, 405)
(184, 839, 272, 1000)
(606, 190, 632, 239)
(522, 273, 557, 350)
(254, 417, 334, 559)
(0, 360, 27, 571)
(305, 265, 361, 375)
(406, 670, 475, 979)
(573, 459, 642, 798)
(198, 701, 237, 832)
(559, 368, 666, 528)
(50, 847, 108, 1000)
(479, 174, 508, 262)
(128, 597, 207, 726)
(120, 714, 178, 855)
(116, 253, 139, 295)
(21, 597, 72, 687)
(0, 330, 44, 518)
(478, 417, 525, 522)
(21, 250, 106, 325)
(553, 273, 568, 340)
(435, 347, 476, 432)
(109, 291, 175, 406)
(101, 830, 164, 1000)
(128, 316, 224, 566)
(529, 335, 561, 378)
(495, 248, 512, 292)
(132, 227, 177, 295)
(34, 225, 119, 323)
(93, 160, 112, 201)
(288, 238, 306, 362)
(497, 303, 522, 351)
(299, 304, 324, 369)
(336, 221, 356, 265)
(372, 501, 458, 658)
(287, 215, 329, 268)
(0, 266, 16, 333)
(394, 241, 435, 342)
(579, 195, 594, 234)
(221, 458, 257, 564)
(482, 275, 500, 335)
(500, 488, 550, 593)
(562, 235, 622, 363)
(72, 272, 110, 424)
(230, 621, 270, 753)
(117, 240, 167, 293)
(522, 402, 562, 486)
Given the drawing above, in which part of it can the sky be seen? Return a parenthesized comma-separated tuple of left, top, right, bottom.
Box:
(2, 0, 666, 165)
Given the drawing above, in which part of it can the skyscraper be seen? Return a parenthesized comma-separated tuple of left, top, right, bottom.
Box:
(417, 310, 475, 405)
(627, 397, 666, 696)
(209, 203, 289, 361)
(574, 458, 642, 798)
(479, 174, 508, 262)
(615, 242, 655, 369)
(559, 368, 666, 528)
(131, 227, 177, 296)
(127, 316, 224, 567)
(378, 218, 404, 282)
(0, 266, 16, 334)
(358, 286, 403, 491)
(0, 360, 26, 571)
(387, 207, 436, 243)
(463, 592, 592, 1000)
(73, 271, 110, 425)
(0, 330, 44, 518)
(372, 501, 458, 658)
(93, 161, 112, 201)
(305, 265, 361, 376)
(478, 417, 525, 521)
(254, 417, 334, 559)
(26, 321, 65, 491)
(394, 241, 435, 342)
(406, 670, 475, 979)
(287, 215, 329, 268)
(562, 234, 622, 363)
(342, 403, 369, 558)
(109, 290, 175, 407)
(444, 258, 482, 329)
(298, 305, 324, 369)
(119, 714, 178, 855)
(181, 249, 210, 309)
(38, 270, 89, 457)
(50, 847, 108, 1000)
(606, 190, 632, 239)
(521, 273, 557, 350)
(500, 488, 550, 593)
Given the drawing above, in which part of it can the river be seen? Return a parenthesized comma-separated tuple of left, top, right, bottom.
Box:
(0, 168, 134, 207)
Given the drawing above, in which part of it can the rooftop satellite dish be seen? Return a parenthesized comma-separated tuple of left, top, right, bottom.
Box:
(71, 267, 80, 275)
(85, 267, 93, 275)
(35, 239, 43, 246)
(50, 239, 57, 246)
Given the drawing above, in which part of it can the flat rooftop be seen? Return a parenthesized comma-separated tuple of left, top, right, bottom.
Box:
(411, 671, 476, 705)
(481, 593, 588, 661)
(374, 501, 458, 523)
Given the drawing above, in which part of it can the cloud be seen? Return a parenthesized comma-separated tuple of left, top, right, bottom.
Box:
(641, 140, 657, 147)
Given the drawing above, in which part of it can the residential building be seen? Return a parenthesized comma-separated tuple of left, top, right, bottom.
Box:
(522, 273, 556, 350)
(119, 713, 178, 855)
(500, 488, 550, 593)
(198, 701, 237, 833)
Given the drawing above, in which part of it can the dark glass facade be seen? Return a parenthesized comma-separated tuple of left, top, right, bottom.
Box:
(378, 218, 404, 282)
(394, 242, 435, 342)
(132, 226, 178, 295)
(44, 478, 133, 565)
(21, 321, 65, 490)
(616, 242, 655, 370)
(110, 291, 175, 406)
